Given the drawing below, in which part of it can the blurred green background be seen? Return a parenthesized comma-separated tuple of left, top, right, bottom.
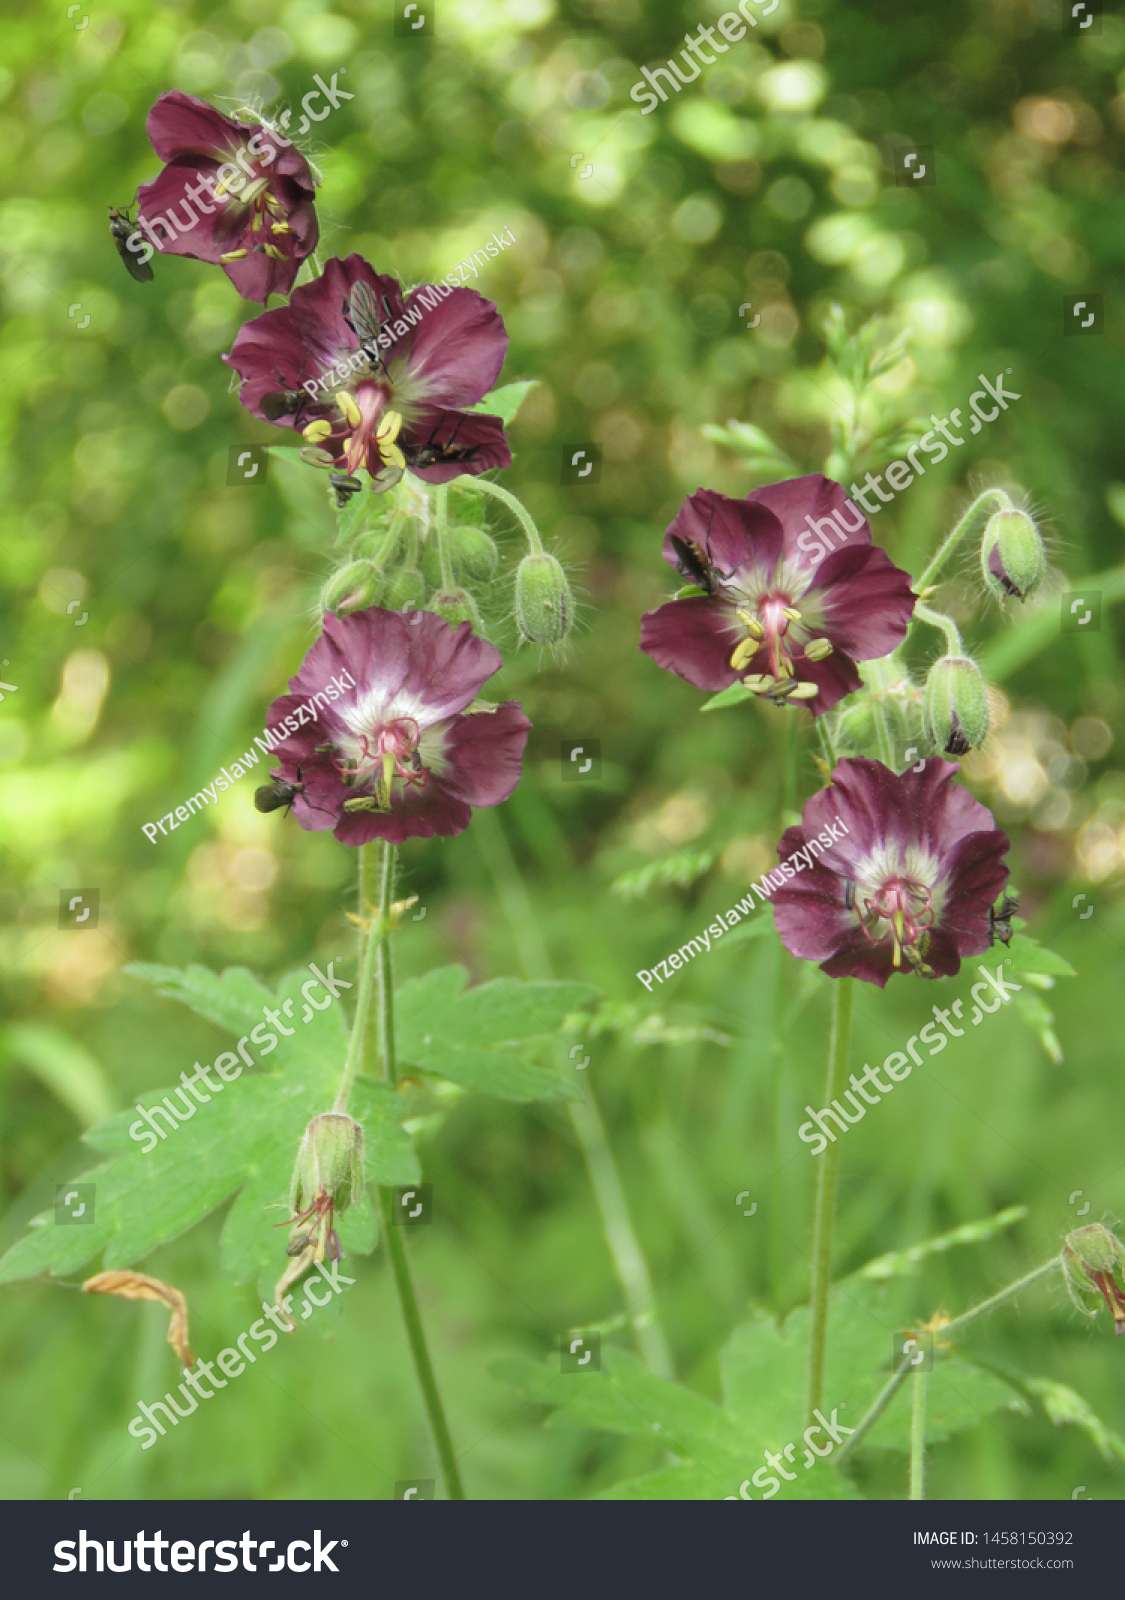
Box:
(2, 0, 1125, 1500)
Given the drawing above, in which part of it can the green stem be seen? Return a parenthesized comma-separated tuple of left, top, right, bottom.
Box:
(914, 603, 963, 657)
(805, 977, 854, 1430)
(460, 476, 545, 554)
(349, 841, 465, 1498)
(333, 843, 385, 1111)
(909, 1367, 928, 1500)
(871, 700, 895, 769)
(433, 483, 456, 591)
(915, 488, 1012, 597)
(832, 1255, 1062, 1470)
(378, 1187, 466, 1500)
(473, 807, 674, 1379)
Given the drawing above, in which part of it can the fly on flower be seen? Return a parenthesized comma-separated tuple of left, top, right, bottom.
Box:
(224, 254, 512, 496)
(640, 477, 916, 716)
(768, 757, 1010, 986)
(135, 90, 319, 302)
(263, 607, 531, 845)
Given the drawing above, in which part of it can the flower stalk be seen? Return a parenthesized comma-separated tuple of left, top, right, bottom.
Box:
(806, 976, 854, 1429)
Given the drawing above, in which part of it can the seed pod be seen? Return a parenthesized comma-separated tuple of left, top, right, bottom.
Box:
(980, 508, 1046, 602)
(320, 560, 384, 615)
(289, 1112, 365, 1220)
(514, 552, 573, 647)
(922, 655, 989, 756)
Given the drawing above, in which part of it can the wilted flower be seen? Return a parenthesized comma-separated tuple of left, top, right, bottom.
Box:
(136, 91, 319, 301)
(640, 477, 916, 716)
(224, 254, 511, 489)
(769, 757, 1010, 986)
(274, 1112, 364, 1317)
(264, 607, 530, 845)
(1063, 1223, 1125, 1335)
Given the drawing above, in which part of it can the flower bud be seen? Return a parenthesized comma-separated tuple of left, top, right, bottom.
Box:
(514, 552, 574, 647)
(289, 1111, 364, 1220)
(1063, 1224, 1125, 1335)
(922, 655, 989, 756)
(320, 560, 384, 615)
(429, 586, 484, 632)
(980, 508, 1046, 602)
(382, 568, 426, 610)
(448, 525, 499, 583)
(834, 699, 876, 751)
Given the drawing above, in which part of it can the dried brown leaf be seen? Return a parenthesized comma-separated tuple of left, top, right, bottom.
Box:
(83, 1269, 194, 1366)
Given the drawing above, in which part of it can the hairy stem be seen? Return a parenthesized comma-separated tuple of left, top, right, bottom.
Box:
(914, 603, 964, 657)
(833, 1255, 1063, 1470)
(432, 483, 456, 591)
(460, 476, 545, 554)
(909, 1367, 928, 1500)
(806, 977, 854, 1430)
(915, 487, 1012, 597)
(351, 841, 465, 1498)
(473, 807, 674, 1379)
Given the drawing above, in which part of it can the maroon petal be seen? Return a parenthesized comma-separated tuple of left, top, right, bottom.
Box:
(401, 409, 512, 483)
(661, 489, 784, 581)
(145, 90, 243, 164)
(640, 595, 743, 692)
(808, 544, 916, 662)
(399, 287, 508, 409)
(746, 473, 873, 568)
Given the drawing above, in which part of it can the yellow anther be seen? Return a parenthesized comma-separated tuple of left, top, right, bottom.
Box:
(303, 420, 333, 443)
(262, 244, 286, 260)
(736, 607, 765, 638)
(220, 249, 248, 261)
(741, 674, 773, 692)
(271, 221, 292, 234)
(804, 638, 834, 662)
(730, 637, 760, 673)
(335, 392, 362, 428)
(782, 607, 802, 623)
(241, 178, 269, 205)
(376, 410, 404, 445)
(785, 682, 819, 701)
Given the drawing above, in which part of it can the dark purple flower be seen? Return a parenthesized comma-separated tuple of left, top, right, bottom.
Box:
(768, 758, 1010, 986)
(223, 254, 511, 486)
(640, 476, 916, 716)
(135, 91, 319, 302)
(264, 607, 530, 845)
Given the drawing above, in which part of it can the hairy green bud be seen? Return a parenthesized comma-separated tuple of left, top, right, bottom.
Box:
(320, 560, 384, 615)
(514, 552, 573, 647)
(1063, 1223, 1125, 1335)
(448, 524, 499, 582)
(429, 586, 483, 632)
(981, 508, 1046, 602)
(922, 655, 989, 756)
(382, 568, 426, 610)
(834, 699, 876, 751)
